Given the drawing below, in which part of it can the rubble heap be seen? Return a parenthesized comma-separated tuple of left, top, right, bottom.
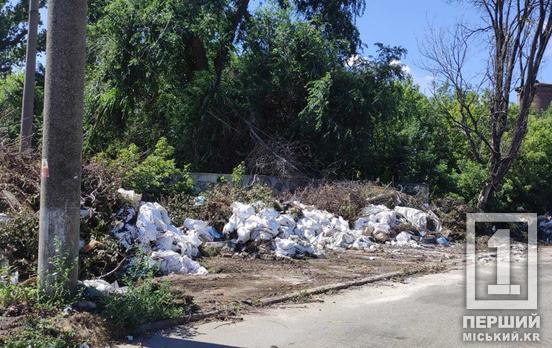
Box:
(108, 192, 449, 276)
(222, 201, 375, 257)
(223, 202, 448, 258)
(111, 201, 212, 275)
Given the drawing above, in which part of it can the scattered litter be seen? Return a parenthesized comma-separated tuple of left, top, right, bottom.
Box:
(194, 195, 206, 207)
(436, 236, 449, 246)
(151, 250, 207, 275)
(274, 237, 315, 258)
(538, 214, 552, 243)
(117, 188, 142, 208)
(110, 194, 212, 275)
(355, 204, 447, 249)
(0, 213, 9, 223)
(81, 279, 127, 295)
(420, 235, 437, 245)
(392, 232, 419, 248)
(108, 189, 448, 268)
(10, 271, 18, 285)
(222, 201, 384, 257)
(80, 208, 92, 219)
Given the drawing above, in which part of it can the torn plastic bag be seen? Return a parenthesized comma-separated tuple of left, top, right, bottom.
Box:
(394, 206, 442, 232)
(117, 188, 142, 208)
(82, 279, 127, 295)
(274, 237, 315, 258)
(136, 203, 180, 245)
(0, 213, 9, 223)
(352, 235, 373, 250)
(183, 218, 215, 242)
(395, 231, 413, 243)
(150, 250, 207, 275)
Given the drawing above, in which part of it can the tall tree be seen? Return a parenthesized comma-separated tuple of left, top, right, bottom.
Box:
(18, 0, 40, 152)
(38, 0, 87, 295)
(423, 0, 552, 209)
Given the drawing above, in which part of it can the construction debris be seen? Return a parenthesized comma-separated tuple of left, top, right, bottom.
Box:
(105, 189, 448, 275)
(110, 202, 209, 275)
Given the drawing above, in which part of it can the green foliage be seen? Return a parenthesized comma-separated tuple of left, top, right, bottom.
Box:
(38, 241, 81, 310)
(0, 0, 46, 75)
(124, 138, 193, 198)
(100, 278, 183, 330)
(448, 159, 488, 206)
(0, 73, 44, 142)
(122, 249, 159, 283)
(3, 317, 77, 348)
(96, 137, 193, 199)
(0, 267, 37, 310)
(507, 112, 552, 212)
(231, 161, 246, 184)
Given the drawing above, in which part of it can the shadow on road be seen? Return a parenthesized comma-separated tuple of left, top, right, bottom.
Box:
(136, 336, 238, 348)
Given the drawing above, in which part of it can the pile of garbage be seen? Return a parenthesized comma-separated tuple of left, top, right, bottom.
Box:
(106, 189, 449, 276)
(222, 201, 375, 257)
(354, 205, 447, 246)
(538, 213, 552, 243)
(111, 198, 214, 276)
(222, 202, 448, 258)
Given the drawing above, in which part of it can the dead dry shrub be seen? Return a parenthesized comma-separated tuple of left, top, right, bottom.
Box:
(0, 143, 40, 213)
(0, 143, 126, 279)
(164, 183, 273, 231)
(282, 181, 426, 222)
(432, 196, 474, 241)
(0, 212, 39, 279)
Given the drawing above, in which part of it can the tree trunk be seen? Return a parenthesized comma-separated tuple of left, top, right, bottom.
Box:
(38, 0, 88, 295)
(477, 175, 500, 210)
(18, 0, 40, 153)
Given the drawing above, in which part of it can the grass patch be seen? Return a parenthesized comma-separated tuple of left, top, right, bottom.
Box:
(2, 317, 78, 348)
(100, 278, 184, 330)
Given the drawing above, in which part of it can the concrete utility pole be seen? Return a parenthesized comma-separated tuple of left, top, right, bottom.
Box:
(18, 0, 40, 153)
(38, 0, 88, 294)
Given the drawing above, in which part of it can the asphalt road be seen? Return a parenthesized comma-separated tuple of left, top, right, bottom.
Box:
(121, 248, 552, 348)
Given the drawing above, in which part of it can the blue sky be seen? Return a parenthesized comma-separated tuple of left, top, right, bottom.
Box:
(353, 0, 552, 93)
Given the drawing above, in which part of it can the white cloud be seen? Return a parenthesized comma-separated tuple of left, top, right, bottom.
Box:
(390, 59, 411, 75)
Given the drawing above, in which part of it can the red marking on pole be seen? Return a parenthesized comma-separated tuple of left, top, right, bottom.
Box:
(41, 159, 49, 178)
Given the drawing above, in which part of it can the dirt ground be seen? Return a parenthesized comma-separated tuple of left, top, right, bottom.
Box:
(165, 244, 465, 314)
(0, 244, 464, 346)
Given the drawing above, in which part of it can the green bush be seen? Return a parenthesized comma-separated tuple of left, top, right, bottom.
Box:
(231, 161, 246, 185)
(0, 268, 37, 310)
(95, 137, 193, 200)
(100, 278, 183, 330)
(507, 113, 552, 212)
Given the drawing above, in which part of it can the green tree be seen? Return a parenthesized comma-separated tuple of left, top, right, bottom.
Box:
(0, 0, 45, 75)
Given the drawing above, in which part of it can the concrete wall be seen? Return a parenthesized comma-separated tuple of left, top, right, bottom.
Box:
(190, 172, 321, 193)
